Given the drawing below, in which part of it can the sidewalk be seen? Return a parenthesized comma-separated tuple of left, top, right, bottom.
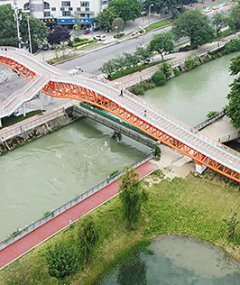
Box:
(0, 160, 155, 270)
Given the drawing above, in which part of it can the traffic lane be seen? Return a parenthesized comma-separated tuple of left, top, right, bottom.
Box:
(58, 26, 172, 74)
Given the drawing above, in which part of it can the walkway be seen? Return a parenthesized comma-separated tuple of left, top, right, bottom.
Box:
(0, 47, 239, 182)
(0, 161, 155, 269)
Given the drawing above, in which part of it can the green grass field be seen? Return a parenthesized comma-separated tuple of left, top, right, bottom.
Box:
(0, 174, 239, 285)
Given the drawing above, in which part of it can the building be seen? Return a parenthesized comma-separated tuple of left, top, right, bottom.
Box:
(0, 0, 110, 27)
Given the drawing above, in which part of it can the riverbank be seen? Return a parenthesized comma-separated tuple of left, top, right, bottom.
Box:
(0, 174, 239, 284)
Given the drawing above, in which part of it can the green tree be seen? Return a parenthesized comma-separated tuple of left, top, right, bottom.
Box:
(212, 12, 227, 36)
(152, 70, 167, 86)
(134, 47, 151, 62)
(160, 62, 172, 79)
(228, 3, 240, 31)
(173, 10, 214, 48)
(0, 4, 19, 46)
(46, 241, 79, 284)
(96, 6, 118, 30)
(148, 32, 174, 60)
(79, 218, 99, 263)
(109, 0, 142, 23)
(20, 15, 48, 52)
(112, 17, 125, 34)
(226, 55, 240, 128)
(119, 168, 148, 230)
(123, 52, 140, 68)
(101, 59, 119, 78)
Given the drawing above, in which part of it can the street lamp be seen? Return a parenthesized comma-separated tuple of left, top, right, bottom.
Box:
(13, 0, 21, 48)
(27, 16, 32, 53)
(148, 4, 154, 25)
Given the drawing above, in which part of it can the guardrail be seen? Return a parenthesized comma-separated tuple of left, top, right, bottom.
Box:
(0, 107, 66, 143)
(0, 152, 155, 251)
(194, 110, 226, 131)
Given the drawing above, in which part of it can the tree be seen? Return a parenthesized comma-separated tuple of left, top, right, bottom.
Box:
(226, 55, 240, 128)
(46, 241, 79, 284)
(123, 52, 140, 68)
(173, 10, 214, 48)
(0, 4, 19, 47)
(96, 6, 118, 30)
(228, 3, 240, 31)
(112, 17, 125, 34)
(101, 59, 119, 78)
(160, 62, 172, 79)
(134, 47, 152, 62)
(20, 15, 48, 52)
(48, 26, 70, 45)
(119, 168, 148, 230)
(148, 32, 174, 60)
(109, 0, 142, 23)
(212, 12, 227, 36)
(79, 218, 99, 263)
(152, 70, 167, 86)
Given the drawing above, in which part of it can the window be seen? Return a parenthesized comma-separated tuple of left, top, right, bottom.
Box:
(62, 11, 71, 16)
(76, 7, 81, 11)
(61, 1, 71, 7)
(44, 2, 50, 9)
(69, 7, 73, 11)
(44, 11, 50, 17)
(60, 7, 64, 10)
(80, 13, 85, 17)
(23, 2, 30, 10)
(85, 7, 89, 11)
(51, 7, 56, 11)
(80, 1, 89, 7)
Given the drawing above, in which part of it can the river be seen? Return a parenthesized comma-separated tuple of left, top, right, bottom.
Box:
(144, 53, 238, 126)
(0, 119, 150, 240)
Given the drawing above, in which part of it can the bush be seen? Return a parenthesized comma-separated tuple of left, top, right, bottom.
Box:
(207, 111, 219, 119)
(70, 38, 93, 47)
(184, 56, 201, 71)
(114, 33, 125, 39)
(160, 63, 172, 80)
(223, 39, 240, 55)
(152, 71, 167, 86)
(173, 67, 181, 76)
(130, 81, 155, 95)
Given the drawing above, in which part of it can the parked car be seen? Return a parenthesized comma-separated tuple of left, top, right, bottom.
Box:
(42, 43, 49, 50)
(93, 35, 106, 41)
(83, 29, 90, 35)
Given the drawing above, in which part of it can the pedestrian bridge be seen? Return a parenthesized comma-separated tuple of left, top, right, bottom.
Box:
(0, 47, 239, 183)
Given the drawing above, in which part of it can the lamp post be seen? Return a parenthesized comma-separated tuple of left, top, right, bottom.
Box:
(13, 0, 21, 48)
(27, 16, 32, 53)
(148, 4, 154, 26)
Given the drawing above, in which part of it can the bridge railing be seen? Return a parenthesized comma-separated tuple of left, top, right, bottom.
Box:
(0, 152, 154, 251)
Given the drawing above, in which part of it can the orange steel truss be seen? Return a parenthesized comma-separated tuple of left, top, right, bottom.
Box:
(0, 56, 36, 79)
(43, 81, 240, 183)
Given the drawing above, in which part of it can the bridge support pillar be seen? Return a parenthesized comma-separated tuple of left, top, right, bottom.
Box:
(0, 118, 2, 128)
(195, 163, 207, 174)
(22, 103, 26, 117)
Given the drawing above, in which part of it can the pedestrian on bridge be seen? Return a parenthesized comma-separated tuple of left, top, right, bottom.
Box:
(144, 110, 147, 117)
(120, 89, 124, 97)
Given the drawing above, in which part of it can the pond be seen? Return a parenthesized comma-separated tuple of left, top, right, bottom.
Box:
(101, 236, 240, 285)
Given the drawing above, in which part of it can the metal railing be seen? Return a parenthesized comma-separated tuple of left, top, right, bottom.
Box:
(194, 110, 226, 131)
(0, 107, 66, 143)
(0, 152, 154, 251)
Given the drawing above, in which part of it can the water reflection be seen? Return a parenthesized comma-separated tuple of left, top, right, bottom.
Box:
(101, 236, 240, 285)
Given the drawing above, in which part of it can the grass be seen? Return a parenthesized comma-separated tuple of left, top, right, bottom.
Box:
(145, 19, 173, 32)
(0, 174, 239, 285)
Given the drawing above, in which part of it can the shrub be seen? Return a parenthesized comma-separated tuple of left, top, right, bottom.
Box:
(223, 39, 240, 55)
(173, 67, 181, 76)
(184, 56, 201, 71)
(207, 111, 219, 119)
(152, 71, 167, 86)
(130, 81, 155, 95)
(114, 33, 125, 39)
(70, 38, 93, 47)
(160, 63, 172, 80)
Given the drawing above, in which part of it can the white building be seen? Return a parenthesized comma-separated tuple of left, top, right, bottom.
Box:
(0, 0, 110, 27)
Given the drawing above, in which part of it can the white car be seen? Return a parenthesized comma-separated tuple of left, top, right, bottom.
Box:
(203, 7, 212, 13)
(93, 35, 106, 41)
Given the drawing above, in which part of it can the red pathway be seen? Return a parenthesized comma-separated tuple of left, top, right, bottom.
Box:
(0, 161, 154, 270)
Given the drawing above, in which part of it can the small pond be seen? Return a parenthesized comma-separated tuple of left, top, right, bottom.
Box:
(100, 236, 240, 285)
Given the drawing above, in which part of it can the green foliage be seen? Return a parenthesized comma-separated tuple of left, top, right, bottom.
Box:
(46, 241, 79, 284)
(154, 145, 161, 160)
(173, 10, 214, 48)
(112, 17, 125, 34)
(226, 55, 240, 128)
(228, 3, 240, 31)
(207, 111, 219, 119)
(109, 170, 119, 177)
(152, 70, 167, 86)
(184, 56, 201, 71)
(101, 59, 118, 78)
(225, 212, 239, 243)
(130, 81, 155, 95)
(148, 32, 174, 60)
(114, 32, 125, 39)
(160, 62, 172, 80)
(135, 47, 151, 62)
(43, 211, 51, 218)
(79, 218, 100, 263)
(71, 38, 93, 47)
(223, 39, 240, 55)
(146, 20, 172, 32)
(96, 7, 118, 30)
(20, 15, 48, 52)
(109, 0, 142, 23)
(211, 12, 227, 36)
(120, 168, 148, 230)
(173, 67, 181, 76)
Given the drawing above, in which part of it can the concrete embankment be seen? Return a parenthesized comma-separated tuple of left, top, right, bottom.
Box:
(0, 102, 80, 155)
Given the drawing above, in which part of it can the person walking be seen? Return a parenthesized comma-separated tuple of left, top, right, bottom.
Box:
(120, 89, 124, 97)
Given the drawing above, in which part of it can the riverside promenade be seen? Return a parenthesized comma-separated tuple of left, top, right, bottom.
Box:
(0, 160, 155, 270)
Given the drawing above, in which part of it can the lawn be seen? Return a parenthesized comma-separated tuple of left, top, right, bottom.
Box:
(145, 19, 173, 32)
(0, 174, 239, 285)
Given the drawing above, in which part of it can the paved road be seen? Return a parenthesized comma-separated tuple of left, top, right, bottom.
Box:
(58, 26, 172, 74)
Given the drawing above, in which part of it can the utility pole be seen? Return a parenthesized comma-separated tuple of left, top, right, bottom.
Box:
(148, 4, 154, 26)
(27, 16, 32, 53)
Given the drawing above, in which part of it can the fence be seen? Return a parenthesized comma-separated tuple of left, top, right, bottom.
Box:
(0, 152, 155, 251)
(0, 107, 67, 143)
(194, 110, 226, 131)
